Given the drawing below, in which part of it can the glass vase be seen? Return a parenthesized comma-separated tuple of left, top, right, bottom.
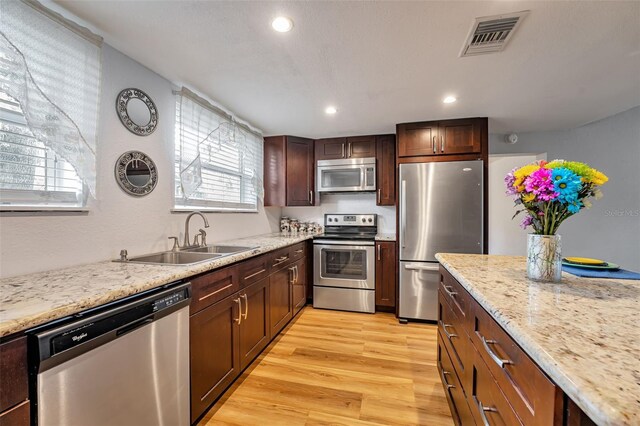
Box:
(527, 234, 562, 282)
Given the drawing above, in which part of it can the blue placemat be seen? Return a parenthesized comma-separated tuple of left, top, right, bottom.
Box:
(562, 264, 640, 280)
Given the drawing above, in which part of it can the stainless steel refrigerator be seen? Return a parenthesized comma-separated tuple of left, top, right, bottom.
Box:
(399, 160, 484, 321)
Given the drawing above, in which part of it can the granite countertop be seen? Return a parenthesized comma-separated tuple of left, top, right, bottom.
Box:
(436, 253, 639, 426)
(0, 232, 315, 338)
(375, 233, 396, 241)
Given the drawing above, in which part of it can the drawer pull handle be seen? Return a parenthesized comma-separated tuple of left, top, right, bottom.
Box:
(477, 399, 498, 426)
(243, 268, 266, 281)
(198, 283, 233, 301)
(440, 369, 455, 390)
(481, 336, 512, 368)
(444, 285, 458, 297)
(442, 323, 458, 339)
(273, 256, 289, 266)
(295, 249, 304, 254)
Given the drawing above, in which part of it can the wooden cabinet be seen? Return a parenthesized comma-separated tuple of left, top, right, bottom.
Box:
(437, 266, 564, 426)
(239, 278, 270, 370)
(0, 337, 29, 426)
(190, 265, 239, 315)
(315, 136, 376, 160)
(397, 118, 486, 159)
(264, 136, 315, 207)
(375, 135, 395, 205)
(292, 258, 306, 315)
(268, 264, 294, 336)
(190, 295, 241, 423)
(375, 241, 396, 310)
(437, 334, 474, 426)
(346, 136, 376, 158)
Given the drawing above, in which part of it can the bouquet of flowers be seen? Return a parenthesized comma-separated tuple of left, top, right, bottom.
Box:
(505, 160, 608, 235)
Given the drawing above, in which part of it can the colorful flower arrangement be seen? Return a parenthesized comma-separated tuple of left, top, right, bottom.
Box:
(505, 160, 608, 235)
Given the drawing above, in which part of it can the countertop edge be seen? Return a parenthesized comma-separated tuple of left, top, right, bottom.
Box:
(0, 233, 314, 338)
(435, 253, 625, 426)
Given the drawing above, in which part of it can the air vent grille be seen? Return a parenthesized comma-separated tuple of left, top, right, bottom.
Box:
(460, 11, 529, 57)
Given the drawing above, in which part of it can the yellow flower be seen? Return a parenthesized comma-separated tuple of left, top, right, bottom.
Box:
(522, 193, 536, 203)
(589, 169, 608, 186)
(513, 164, 539, 192)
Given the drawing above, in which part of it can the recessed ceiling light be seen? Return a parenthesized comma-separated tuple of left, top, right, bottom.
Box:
(443, 96, 457, 104)
(325, 106, 337, 115)
(271, 16, 294, 33)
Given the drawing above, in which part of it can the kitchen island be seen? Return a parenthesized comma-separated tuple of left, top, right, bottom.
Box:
(436, 253, 639, 426)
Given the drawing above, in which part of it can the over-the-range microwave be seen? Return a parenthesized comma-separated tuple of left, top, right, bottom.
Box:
(316, 157, 376, 193)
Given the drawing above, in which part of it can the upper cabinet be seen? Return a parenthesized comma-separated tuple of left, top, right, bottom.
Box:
(264, 136, 315, 207)
(315, 136, 376, 160)
(375, 135, 395, 206)
(397, 118, 487, 158)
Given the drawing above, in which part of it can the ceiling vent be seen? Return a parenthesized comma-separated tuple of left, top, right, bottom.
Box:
(460, 11, 529, 57)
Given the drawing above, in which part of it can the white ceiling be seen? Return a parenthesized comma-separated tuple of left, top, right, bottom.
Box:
(55, 0, 640, 137)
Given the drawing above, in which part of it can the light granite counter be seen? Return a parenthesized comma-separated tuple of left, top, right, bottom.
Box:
(375, 233, 396, 241)
(436, 253, 639, 426)
(0, 232, 315, 338)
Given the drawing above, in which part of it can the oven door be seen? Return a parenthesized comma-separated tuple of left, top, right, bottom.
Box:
(316, 159, 376, 192)
(313, 242, 375, 289)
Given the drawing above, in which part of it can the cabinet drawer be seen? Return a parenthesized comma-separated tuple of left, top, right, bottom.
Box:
(470, 302, 559, 425)
(437, 332, 474, 426)
(190, 265, 240, 314)
(0, 400, 29, 426)
(0, 337, 28, 413)
(239, 254, 270, 288)
(470, 347, 523, 426)
(289, 242, 306, 261)
(270, 247, 293, 271)
(438, 290, 471, 389)
(440, 267, 472, 332)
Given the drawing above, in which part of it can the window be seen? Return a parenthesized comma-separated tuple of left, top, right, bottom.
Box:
(174, 89, 263, 212)
(0, 0, 102, 210)
(0, 92, 85, 208)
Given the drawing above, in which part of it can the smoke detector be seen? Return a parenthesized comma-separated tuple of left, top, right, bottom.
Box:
(504, 133, 518, 144)
(460, 11, 529, 57)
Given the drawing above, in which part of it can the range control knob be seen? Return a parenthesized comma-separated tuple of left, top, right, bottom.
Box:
(368, 218, 373, 223)
(362, 218, 366, 223)
(328, 218, 332, 222)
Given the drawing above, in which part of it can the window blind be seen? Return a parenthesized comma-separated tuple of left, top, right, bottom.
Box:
(174, 89, 263, 212)
(0, 0, 102, 208)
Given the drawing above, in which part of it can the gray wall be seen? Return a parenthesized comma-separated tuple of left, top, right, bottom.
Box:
(490, 106, 640, 271)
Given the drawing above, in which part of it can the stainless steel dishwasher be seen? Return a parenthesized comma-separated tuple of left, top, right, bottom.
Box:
(30, 282, 191, 426)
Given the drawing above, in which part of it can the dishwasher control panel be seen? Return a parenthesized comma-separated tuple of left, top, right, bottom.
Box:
(153, 290, 186, 311)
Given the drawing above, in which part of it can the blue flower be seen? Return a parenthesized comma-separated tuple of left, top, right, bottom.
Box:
(567, 200, 582, 214)
(551, 168, 581, 204)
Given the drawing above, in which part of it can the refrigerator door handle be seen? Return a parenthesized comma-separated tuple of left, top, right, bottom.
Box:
(401, 180, 407, 248)
(404, 264, 440, 272)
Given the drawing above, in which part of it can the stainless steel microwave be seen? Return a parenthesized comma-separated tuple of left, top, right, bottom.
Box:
(316, 157, 376, 193)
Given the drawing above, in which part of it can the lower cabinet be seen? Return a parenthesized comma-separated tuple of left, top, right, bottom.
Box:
(375, 241, 396, 310)
(239, 278, 271, 370)
(292, 258, 306, 315)
(269, 265, 294, 336)
(0, 337, 29, 426)
(437, 334, 474, 426)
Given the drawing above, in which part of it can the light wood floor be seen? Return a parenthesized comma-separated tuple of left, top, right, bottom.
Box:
(198, 307, 453, 426)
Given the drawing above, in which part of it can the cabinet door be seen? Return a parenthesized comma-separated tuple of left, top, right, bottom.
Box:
(286, 136, 315, 206)
(190, 295, 241, 423)
(438, 118, 483, 155)
(292, 258, 306, 315)
(346, 136, 376, 158)
(375, 241, 396, 308)
(239, 278, 270, 370)
(315, 137, 347, 160)
(375, 135, 395, 205)
(397, 121, 438, 157)
(269, 266, 294, 336)
(437, 333, 474, 426)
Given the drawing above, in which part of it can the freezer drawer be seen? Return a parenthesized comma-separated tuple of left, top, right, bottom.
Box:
(399, 261, 440, 321)
(313, 286, 375, 313)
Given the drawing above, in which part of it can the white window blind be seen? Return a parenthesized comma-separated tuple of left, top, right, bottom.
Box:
(174, 88, 263, 212)
(0, 0, 102, 209)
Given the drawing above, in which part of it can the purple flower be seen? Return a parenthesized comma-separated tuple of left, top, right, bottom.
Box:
(524, 168, 558, 201)
(520, 215, 533, 229)
(504, 168, 518, 195)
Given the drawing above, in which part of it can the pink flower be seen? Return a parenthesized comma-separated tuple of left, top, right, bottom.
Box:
(524, 168, 558, 201)
(504, 168, 518, 195)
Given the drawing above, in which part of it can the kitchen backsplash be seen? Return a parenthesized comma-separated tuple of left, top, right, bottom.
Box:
(281, 193, 396, 234)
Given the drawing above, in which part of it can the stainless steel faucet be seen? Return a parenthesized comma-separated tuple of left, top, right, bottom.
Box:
(183, 211, 210, 248)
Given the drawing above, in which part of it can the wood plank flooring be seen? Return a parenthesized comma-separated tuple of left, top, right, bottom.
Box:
(198, 307, 453, 426)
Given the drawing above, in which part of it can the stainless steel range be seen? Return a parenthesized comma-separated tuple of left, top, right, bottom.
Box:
(313, 214, 377, 313)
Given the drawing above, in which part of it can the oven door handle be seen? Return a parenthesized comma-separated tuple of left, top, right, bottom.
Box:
(313, 240, 375, 247)
(404, 263, 440, 272)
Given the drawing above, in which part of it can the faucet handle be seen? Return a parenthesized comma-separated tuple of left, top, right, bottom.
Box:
(168, 236, 180, 251)
(120, 249, 128, 261)
(192, 234, 201, 247)
(199, 228, 207, 247)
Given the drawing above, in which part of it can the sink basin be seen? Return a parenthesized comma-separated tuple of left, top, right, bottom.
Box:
(183, 245, 256, 255)
(125, 251, 222, 265)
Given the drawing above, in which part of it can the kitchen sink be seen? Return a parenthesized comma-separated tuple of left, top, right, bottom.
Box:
(124, 251, 223, 265)
(183, 245, 256, 254)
